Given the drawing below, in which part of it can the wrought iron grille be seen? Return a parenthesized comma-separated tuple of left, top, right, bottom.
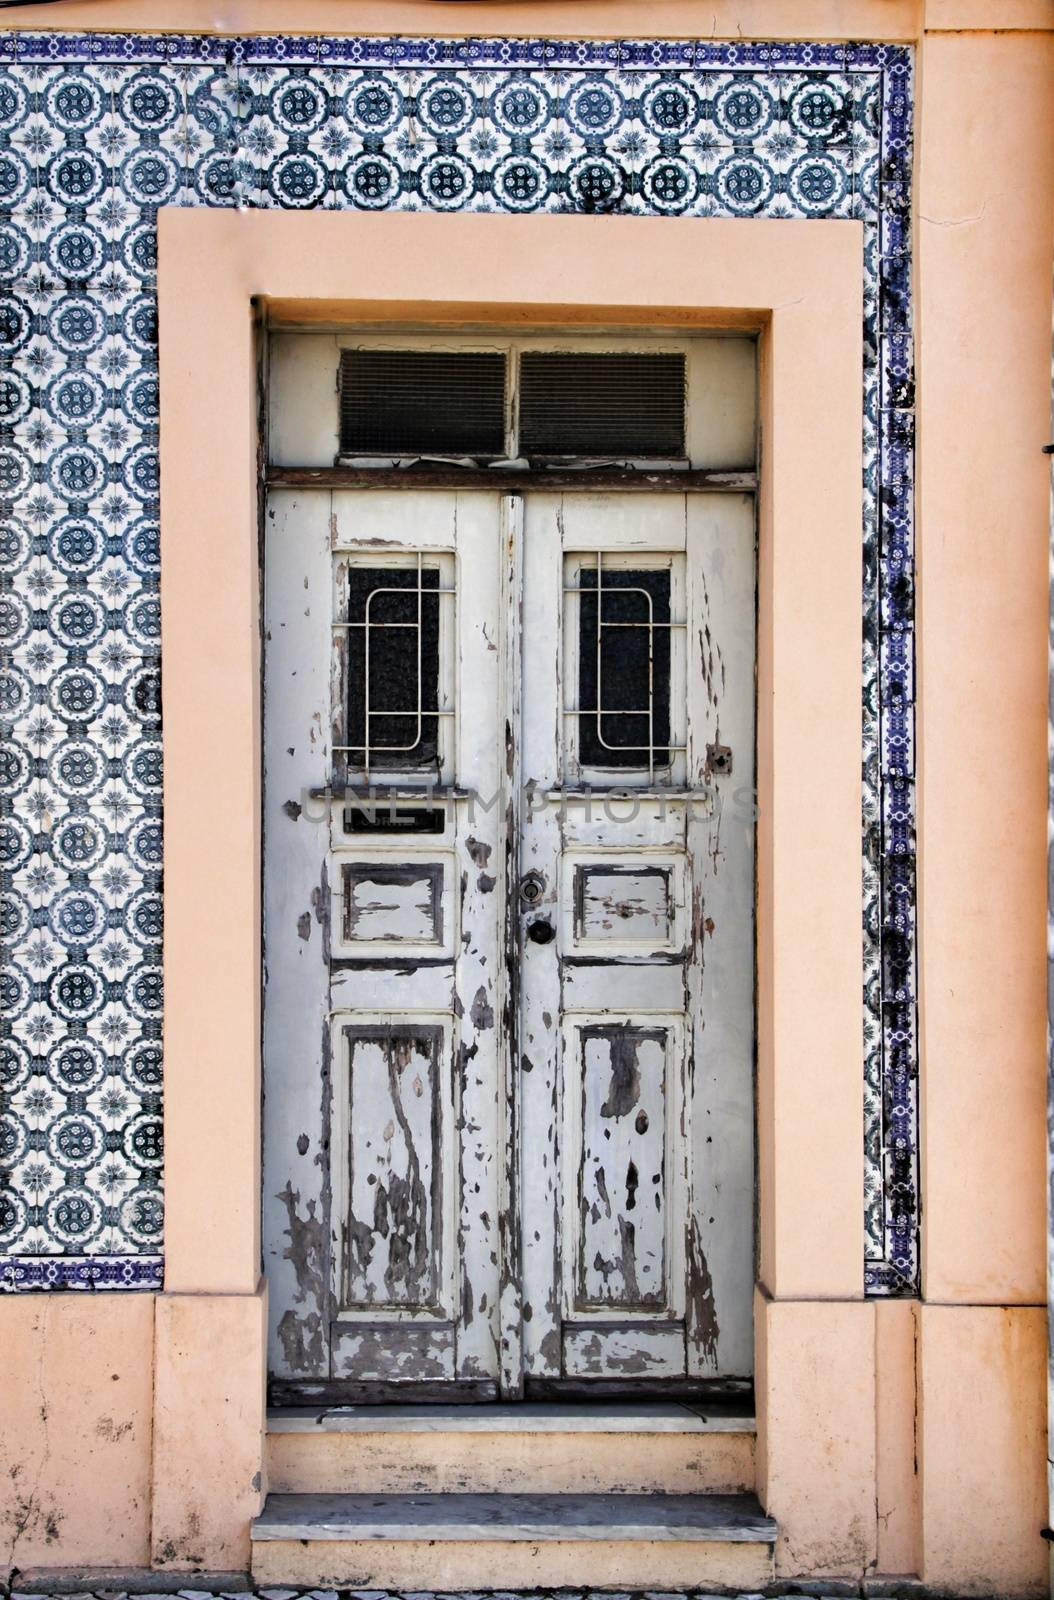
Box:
(334, 554, 456, 780)
(564, 553, 687, 784)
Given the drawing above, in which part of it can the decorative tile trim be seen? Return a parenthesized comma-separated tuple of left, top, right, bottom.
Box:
(0, 1252, 162, 1290)
(0, 31, 910, 71)
(0, 32, 917, 1295)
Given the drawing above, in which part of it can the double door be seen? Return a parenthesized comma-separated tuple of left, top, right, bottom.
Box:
(262, 487, 755, 1399)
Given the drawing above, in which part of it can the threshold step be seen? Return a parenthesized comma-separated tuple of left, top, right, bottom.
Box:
(251, 1490, 776, 1543)
(266, 1403, 756, 1496)
(251, 1491, 777, 1587)
(267, 1399, 755, 1434)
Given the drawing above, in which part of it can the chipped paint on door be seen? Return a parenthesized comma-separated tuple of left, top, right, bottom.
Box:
(342, 1024, 445, 1311)
(263, 489, 509, 1398)
(576, 1021, 674, 1310)
(262, 387, 756, 1399)
(517, 492, 756, 1387)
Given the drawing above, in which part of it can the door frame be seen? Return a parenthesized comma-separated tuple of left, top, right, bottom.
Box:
(156, 207, 864, 1431)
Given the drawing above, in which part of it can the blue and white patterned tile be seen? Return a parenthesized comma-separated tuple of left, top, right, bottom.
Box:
(0, 31, 918, 1296)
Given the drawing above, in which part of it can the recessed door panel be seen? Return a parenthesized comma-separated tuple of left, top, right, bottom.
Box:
(570, 1016, 679, 1315)
(333, 856, 454, 957)
(339, 1021, 450, 1314)
(564, 852, 687, 958)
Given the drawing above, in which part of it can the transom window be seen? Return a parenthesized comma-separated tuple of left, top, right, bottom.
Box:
(339, 343, 689, 465)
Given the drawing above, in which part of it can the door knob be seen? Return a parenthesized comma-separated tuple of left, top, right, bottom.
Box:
(526, 918, 555, 946)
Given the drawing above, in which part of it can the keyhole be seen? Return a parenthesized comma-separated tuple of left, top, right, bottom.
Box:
(519, 872, 545, 906)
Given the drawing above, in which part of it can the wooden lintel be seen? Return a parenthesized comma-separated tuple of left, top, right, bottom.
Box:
(266, 465, 757, 494)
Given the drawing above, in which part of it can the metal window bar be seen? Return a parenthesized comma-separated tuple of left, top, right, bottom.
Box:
(564, 551, 686, 784)
(333, 553, 456, 781)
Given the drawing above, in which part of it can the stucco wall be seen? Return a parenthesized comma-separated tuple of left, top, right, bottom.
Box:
(916, 25, 1053, 1308)
(1, 1297, 154, 1569)
(1, 1, 1052, 1593)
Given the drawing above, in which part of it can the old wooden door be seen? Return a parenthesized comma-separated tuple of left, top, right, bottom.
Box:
(517, 492, 755, 1391)
(262, 484, 754, 1402)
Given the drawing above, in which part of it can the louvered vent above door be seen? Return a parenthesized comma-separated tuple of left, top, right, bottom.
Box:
(338, 346, 689, 462)
(519, 352, 686, 459)
(340, 349, 507, 457)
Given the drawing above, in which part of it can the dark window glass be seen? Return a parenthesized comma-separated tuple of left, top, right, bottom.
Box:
(346, 565, 440, 769)
(577, 568, 672, 769)
(344, 805, 446, 834)
(519, 352, 686, 458)
(340, 349, 507, 457)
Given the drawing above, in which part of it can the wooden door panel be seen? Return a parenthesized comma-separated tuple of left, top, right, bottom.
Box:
(519, 491, 755, 1388)
(333, 858, 453, 956)
(264, 489, 508, 1396)
(331, 1322, 456, 1383)
(336, 1021, 451, 1315)
(568, 1016, 681, 1316)
(563, 1322, 686, 1379)
(562, 852, 689, 959)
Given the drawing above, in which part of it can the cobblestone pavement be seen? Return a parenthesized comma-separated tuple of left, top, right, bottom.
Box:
(0, 1587, 913, 1600)
(0, 1587, 838, 1600)
(0, 1587, 928, 1600)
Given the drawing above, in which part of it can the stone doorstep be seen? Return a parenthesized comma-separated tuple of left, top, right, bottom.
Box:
(264, 1404, 757, 1437)
(246, 1495, 778, 1593)
(250, 1494, 777, 1545)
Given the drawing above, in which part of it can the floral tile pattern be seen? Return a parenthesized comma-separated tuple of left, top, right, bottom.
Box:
(0, 32, 916, 1295)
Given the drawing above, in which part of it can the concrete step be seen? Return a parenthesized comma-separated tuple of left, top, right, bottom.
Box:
(250, 1489, 778, 1590)
(266, 1401, 756, 1495)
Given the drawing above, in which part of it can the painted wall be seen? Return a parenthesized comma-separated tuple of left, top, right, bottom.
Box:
(1, 1, 1052, 1593)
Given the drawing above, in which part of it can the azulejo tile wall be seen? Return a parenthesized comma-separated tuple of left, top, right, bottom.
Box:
(0, 32, 915, 1295)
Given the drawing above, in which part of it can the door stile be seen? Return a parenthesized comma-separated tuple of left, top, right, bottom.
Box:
(498, 494, 525, 1397)
(262, 489, 337, 1387)
(445, 491, 505, 1389)
(683, 493, 756, 1378)
(518, 495, 566, 1380)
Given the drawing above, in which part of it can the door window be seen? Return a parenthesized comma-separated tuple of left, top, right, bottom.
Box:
(563, 551, 687, 786)
(333, 551, 456, 788)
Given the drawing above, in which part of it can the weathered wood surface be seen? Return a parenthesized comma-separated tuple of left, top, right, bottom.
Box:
(575, 862, 672, 943)
(330, 1322, 456, 1384)
(265, 488, 507, 1393)
(262, 491, 336, 1382)
(264, 481, 756, 1395)
(268, 465, 757, 494)
(269, 1377, 498, 1407)
(524, 1375, 753, 1401)
(576, 1023, 671, 1310)
(342, 1026, 444, 1311)
(340, 862, 444, 946)
(683, 493, 757, 1379)
(519, 493, 712, 1384)
(251, 1490, 778, 1542)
